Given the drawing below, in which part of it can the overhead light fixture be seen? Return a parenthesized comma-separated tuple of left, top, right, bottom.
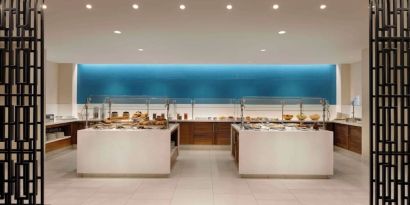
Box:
(42, 4, 47, 9)
(86, 4, 93, 9)
(226, 4, 233, 10)
(132, 4, 139, 9)
(260, 49, 267, 52)
(320, 4, 327, 10)
(278, 30, 286, 35)
(179, 4, 186, 10)
(138, 48, 144, 52)
(273, 4, 279, 10)
(113, 30, 122, 34)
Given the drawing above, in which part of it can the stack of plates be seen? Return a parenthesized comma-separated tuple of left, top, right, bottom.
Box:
(56, 132, 65, 138)
(46, 133, 57, 141)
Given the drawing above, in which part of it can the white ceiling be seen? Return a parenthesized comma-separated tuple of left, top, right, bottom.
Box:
(45, 0, 369, 64)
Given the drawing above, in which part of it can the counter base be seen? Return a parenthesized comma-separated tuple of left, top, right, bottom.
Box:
(77, 173, 170, 178)
(239, 174, 331, 179)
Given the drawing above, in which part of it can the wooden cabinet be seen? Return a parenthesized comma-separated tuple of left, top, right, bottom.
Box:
(193, 123, 214, 145)
(71, 122, 83, 144)
(334, 124, 349, 149)
(46, 122, 73, 152)
(348, 126, 362, 154)
(179, 122, 232, 145)
(333, 123, 362, 154)
(180, 122, 193, 144)
(214, 123, 231, 145)
(231, 128, 239, 165)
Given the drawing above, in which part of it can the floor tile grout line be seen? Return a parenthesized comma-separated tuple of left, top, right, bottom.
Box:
(244, 178, 259, 204)
(211, 149, 215, 205)
(45, 148, 370, 205)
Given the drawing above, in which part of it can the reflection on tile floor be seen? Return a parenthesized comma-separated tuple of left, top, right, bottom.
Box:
(45, 148, 369, 205)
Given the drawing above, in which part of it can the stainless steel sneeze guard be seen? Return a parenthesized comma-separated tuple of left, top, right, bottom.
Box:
(0, 0, 45, 204)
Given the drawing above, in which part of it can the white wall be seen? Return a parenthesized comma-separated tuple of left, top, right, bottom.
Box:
(57, 63, 77, 117)
(44, 62, 77, 117)
(361, 48, 370, 161)
(350, 61, 362, 118)
(45, 61, 59, 114)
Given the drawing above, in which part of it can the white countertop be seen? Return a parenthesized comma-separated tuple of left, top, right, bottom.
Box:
(45, 119, 101, 126)
(82, 124, 179, 133)
(232, 124, 332, 133)
(331, 120, 362, 127)
(170, 120, 238, 123)
(46, 119, 79, 126)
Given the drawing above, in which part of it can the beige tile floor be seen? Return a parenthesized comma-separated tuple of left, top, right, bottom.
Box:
(45, 148, 369, 205)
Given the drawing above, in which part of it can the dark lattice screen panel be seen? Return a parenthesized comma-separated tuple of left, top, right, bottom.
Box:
(0, 0, 44, 204)
(370, 0, 410, 204)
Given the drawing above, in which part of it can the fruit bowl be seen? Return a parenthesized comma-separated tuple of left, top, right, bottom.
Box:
(296, 114, 307, 121)
(309, 114, 321, 121)
(283, 114, 293, 121)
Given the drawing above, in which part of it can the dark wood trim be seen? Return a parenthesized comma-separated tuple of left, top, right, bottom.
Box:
(45, 138, 72, 153)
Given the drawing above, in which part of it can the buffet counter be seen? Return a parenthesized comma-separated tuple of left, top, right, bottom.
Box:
(231, 124, 333, 178)
(77, 124, 179, 177)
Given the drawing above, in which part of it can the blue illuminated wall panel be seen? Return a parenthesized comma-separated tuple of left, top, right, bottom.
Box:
(77, 64, 337, 104)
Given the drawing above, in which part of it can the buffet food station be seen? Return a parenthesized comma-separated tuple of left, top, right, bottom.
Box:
(75, 95, 334, 178)
(77, 96, 179, 177)
(232, 97, 334, 177)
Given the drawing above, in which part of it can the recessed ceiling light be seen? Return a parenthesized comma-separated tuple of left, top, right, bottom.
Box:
(226, 4, 233, 10)
(260, 49, 267, 52)
(132, 4, 139, 9)
(320, 4, 327, 10)
(273, 4, 279, 10)
(179, 4, 186, 10)
(113, 30, 122, 34)
(42, 4, 47, 9)
(86, 4, 93, 9)
(138, 48, 144, 52)
(278, 30, 286, 35)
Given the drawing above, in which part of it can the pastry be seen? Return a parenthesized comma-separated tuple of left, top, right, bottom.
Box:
(141, 113, 148, 119)
(283, 114, 293, 121)
(132, 111, 142, 118)
(310, 114, 321, 121)
(156, 116, 165, 121)
(296, 114, 307, 121)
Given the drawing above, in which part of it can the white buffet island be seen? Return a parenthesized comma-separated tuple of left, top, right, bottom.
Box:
(77, 124, 179, 177)
(231, 124, 333, 178)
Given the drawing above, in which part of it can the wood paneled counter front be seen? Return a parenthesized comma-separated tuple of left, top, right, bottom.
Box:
(326, 121, 362, 154)
(176, 121, 234, 145)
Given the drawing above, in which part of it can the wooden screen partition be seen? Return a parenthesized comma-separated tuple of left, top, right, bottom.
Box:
(0, 0, 45, 204)
(370, 0, 410, 204)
